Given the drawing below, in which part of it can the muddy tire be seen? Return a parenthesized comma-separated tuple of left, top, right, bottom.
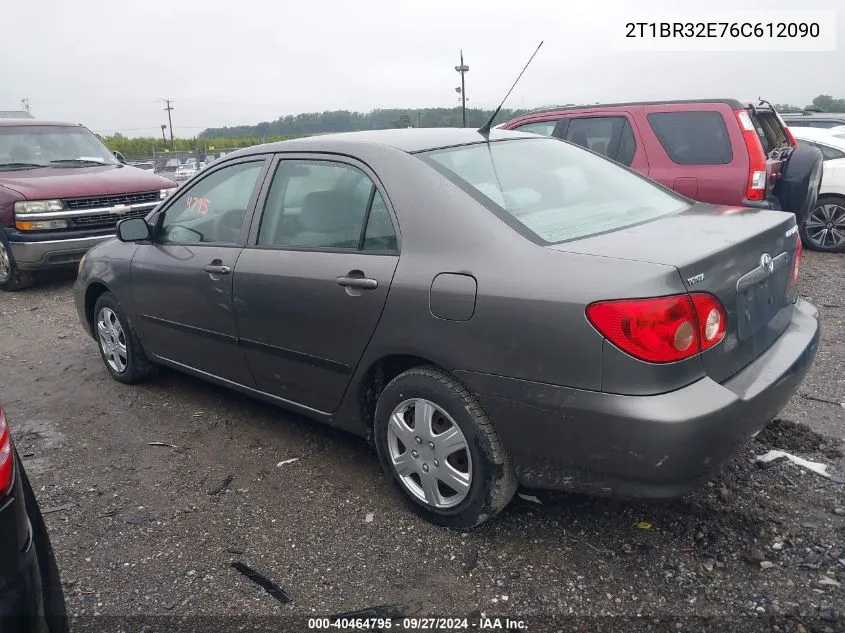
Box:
(0, 231, 34, 292)
(799, 195, 845, 253)
(374, 366, 517, 528)
(93, 292, 155, 384)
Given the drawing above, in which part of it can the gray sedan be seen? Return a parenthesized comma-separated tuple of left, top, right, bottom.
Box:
(74, 128, 820, 527)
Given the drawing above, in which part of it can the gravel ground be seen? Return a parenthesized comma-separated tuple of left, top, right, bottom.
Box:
(0, 251, 843, 633)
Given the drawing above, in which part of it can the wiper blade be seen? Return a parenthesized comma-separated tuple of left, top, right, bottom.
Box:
(49, 158, 109, 166)
(0, 162, 44, 169)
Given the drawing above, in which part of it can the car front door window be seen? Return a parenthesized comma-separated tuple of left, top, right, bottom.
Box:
(159, 161, 263, 244)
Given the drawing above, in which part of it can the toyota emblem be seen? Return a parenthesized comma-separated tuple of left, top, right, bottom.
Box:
(760, 253, 774, 274)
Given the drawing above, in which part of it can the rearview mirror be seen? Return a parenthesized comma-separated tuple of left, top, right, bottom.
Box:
(113, 150, 127, 164)
(116, 217, 151, 242)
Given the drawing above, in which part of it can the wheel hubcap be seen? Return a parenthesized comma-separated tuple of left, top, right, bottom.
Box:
(0, 242, 10, 283)
(386, 398, 473, 509)
(804, 203, 845, 249)
(97, 307, 128, 373)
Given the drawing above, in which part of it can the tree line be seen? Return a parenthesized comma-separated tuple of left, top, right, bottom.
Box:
(196, 96, 845, 138)
(101, 133, 293, 159)
(773, 95, 845, 113)
(198, 107, 533, 139)
(103, 95, 845, 157)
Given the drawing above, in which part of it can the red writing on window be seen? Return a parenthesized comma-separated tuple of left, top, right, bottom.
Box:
(186, 196, 210, 216)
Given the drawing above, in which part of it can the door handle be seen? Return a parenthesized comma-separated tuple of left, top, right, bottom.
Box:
(336, 276, 378, 290)
(204, 264, 231, 275)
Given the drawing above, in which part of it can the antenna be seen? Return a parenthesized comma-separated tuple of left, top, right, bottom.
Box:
(478, 40, 544, 137)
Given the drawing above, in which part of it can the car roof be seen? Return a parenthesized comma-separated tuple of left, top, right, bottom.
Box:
(781, 112, 845, 119)
(0, 118, 84, 128)
(789, 127, 845, 149)
(520, 98, 750, 117)
(228, 128, 539, 158)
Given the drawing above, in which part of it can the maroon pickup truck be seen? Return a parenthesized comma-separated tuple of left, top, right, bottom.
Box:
(0, 119, 177, 291)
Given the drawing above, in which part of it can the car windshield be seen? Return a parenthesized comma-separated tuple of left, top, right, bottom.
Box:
(419, 138, 689, 243)
(0, 125, 118, 168)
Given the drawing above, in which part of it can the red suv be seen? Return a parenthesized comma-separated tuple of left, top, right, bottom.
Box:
(0, 119, 178, 291)
(501, 99, 825, 250)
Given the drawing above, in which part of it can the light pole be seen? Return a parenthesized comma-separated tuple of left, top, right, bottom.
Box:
(455, 50, 469, 127)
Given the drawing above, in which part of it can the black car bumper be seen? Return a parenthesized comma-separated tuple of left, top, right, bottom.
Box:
(0, 531, 50, 633)
(456, 299, 820, 498)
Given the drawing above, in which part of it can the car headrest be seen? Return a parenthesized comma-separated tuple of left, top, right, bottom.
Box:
(300, 190, 354, 232)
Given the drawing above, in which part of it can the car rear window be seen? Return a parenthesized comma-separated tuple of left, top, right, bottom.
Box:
(647, 111, 733, 165)
(418, 138, 689, 244)
(747, 109, 791, 153)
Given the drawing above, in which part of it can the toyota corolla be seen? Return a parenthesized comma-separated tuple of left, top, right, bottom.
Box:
(73, 128, 820, 527)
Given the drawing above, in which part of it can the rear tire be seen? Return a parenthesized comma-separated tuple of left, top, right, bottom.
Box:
(0, 232, 34, 292)
(93, 292, 155, 384)
(799, 195, 845, 253)
(374, 366, 517, 528)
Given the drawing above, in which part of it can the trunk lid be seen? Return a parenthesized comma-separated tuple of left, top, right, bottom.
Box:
(551, 203, 800, 382)
(745, 104, 795, 199)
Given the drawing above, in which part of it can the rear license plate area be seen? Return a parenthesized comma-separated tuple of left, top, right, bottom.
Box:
(736, 276, 785, 340)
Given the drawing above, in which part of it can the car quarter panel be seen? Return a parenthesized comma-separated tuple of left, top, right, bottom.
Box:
(453, 299, 819, 495)
(632, 103, 749, 205)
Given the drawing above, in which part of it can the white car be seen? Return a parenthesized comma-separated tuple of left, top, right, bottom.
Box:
(790, 127, 845, 252)
(174, 164, 198, 181)
(826, 125, 845, 140)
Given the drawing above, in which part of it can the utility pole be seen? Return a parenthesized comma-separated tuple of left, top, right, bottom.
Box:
(21, 98, 30, 114)
(455, 51, 469, 127)
(162, 99, 174, 149)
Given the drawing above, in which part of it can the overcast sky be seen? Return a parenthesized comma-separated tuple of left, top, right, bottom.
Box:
(1, 0, 842, 137)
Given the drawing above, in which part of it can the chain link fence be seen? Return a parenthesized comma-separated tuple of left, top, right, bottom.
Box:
(122, 146, 250, 183)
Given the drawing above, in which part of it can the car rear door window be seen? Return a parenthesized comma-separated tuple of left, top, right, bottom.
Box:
(257, 160, 396, 250)
(647, 111, 733, 165)
(616, 120, 637, 166)
(513, 120, 558, 136)
(362, 193, 398, 251)
(159, 161, 263, 244)
(563, 117, 637, 166)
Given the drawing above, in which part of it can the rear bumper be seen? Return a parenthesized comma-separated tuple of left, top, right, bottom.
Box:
(6, 230, 115, 270)
(455, 299, 821, 498)
(0, 532, 49, 633)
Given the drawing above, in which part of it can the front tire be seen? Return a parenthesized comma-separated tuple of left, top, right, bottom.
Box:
(800, 195, 845, 253)
(0, 232, 34, 292)
(93, 292, 154, 384)
(374, 366, 517, 528)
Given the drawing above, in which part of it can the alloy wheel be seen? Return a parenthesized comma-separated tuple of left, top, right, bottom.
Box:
(97, 307, 128, 373)
(386, 398, 473, 509)
(804, 202, 845, 250)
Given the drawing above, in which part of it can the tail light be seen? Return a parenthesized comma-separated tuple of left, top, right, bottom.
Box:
(735, 109, 768, 202)
(790, 233, 803, 287)
(586, 293, 727, 363)
(0, 407, 13, 498)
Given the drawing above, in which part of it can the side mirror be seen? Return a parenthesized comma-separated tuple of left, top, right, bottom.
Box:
(116, 217, 151, 242)
(113, 150, 127, 164)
